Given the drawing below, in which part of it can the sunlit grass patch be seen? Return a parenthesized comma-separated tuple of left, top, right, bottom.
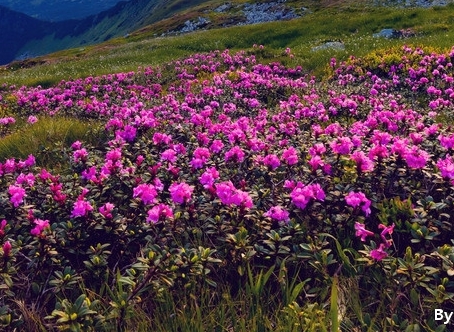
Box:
(0, 116, 105, 168)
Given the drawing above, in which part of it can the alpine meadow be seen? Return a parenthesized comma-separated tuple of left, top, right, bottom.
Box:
(1, 0, 454, 331)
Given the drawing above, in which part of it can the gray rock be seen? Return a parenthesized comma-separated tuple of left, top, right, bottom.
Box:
(241, 1, 299, 25)
(373, 28, 402, 39)
(311, 41, 345, 52)
(215, 3, 231, 13)
(180, 17, 210, 33)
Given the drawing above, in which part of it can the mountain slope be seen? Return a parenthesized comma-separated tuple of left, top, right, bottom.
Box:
(0, 5, 55, 64)
(0, 0, 215, 65)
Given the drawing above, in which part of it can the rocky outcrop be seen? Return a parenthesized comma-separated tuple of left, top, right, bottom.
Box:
(241, 1, 299, 24)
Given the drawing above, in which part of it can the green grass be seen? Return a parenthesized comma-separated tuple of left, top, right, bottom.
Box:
(0, 116, 104, 168)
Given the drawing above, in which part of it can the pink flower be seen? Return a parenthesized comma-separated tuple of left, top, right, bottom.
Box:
(8, 185, 26, 207)
(350, 151, 374, 173)
(106, 148, 122, 161)
(16, 173, 35, 187)
(210, 139, 224, 153)
(437, 155, 454, 179)
(368, 144, 388, 161)
(71, 199, 93, 218)
(116, 125, 137, 142)
(345, 191, 371, 216)
(153, 132, 172, 145)
(215, 181, 252, 208)
(404, 146, 429, 169)
(370, 243, 388, 261)
(133, 184, 158, 205)
(263, 154, 280, 170)
(2, 241, 12, 257)
(230, 190, 253, 209)
(71, 141, 82, 149)
(225, 146, 245, 163)
(378, 223, 395, 248)
(99, 203, 115, 219)
(282, 146, 298, 165)
(0, 219, 6, 237)
(199, 167, 220, 189)
(24, 154, 36, 167)
(215, 181, 237, 205)
(264, 206, 290, 223)
(27, 115, 38, 124)
(73, 148, 88, 163)
(147, 204, 174, 223)
(330, 137, 353, 155)
(438, 134, 454, 149)
(291, 182, 325, 210)
(161, 149, 177, 163)
(30, 219, 50, 237)
(169, 182, 194, 204)
(354, 222, 374, 242)
(309, 143, 326, 157)
(308, 155, 324, 171)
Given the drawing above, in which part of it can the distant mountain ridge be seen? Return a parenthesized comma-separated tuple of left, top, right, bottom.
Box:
(0, 0, 126, 21)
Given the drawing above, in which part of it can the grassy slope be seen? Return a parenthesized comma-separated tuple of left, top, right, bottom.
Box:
(1, 1, 454, 87)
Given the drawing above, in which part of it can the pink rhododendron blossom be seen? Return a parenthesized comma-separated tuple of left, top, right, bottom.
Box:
(291, 182, 325, 210)
(27, 115, 38, 124)
(368, 144, 389, 161)
(99, 203, 115, 219)
(379, 223, 395, 248)
(345, 191, 371, 216)
(215, 181, 253, 208)
(230, 190, 253, 208)
(161, 149, 177, 163)
(437, 155, 454, 179)
(3, 159, 16, 174)
(309, 143, 326, 157)
(147, 204, 174, 223)
(71, 141, 82, 149)
(263, 154, 280, 170)
(354, 222, 374, 242)
(8, 185, 26, 207)
(24, 154, 36, 167)
(330, 137, 353, 154)
(284, 180, 296, 190)
(210, 139, 224, 153)
(308, 155, 324, 171)
(404, 146, 429, 169)
(351, 151, 374, 173)
(370, 243, 388, 261)
(133, 184, 158, 205)
(16, 173, 35, 187)
(73, 148, 88, 163)
(215, 181, 237, 205)
(117, 125, 137, 142)
(169, 182, 194, 204)
(264, 206, 290, 223)
(282, 146, 298, 165)
(153, 178, 164, 191)
(106, 148, 122, 161)
(225, 146, 245, 163)
(199, 167, 220, 189)
(153, 132, 172, 145)
(2, 241, 12, 257)
(0, 219, 6, 237)
(30, 219, 50, 237)
(438, 134, 454, 149)
(71, 200, 93, 218)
